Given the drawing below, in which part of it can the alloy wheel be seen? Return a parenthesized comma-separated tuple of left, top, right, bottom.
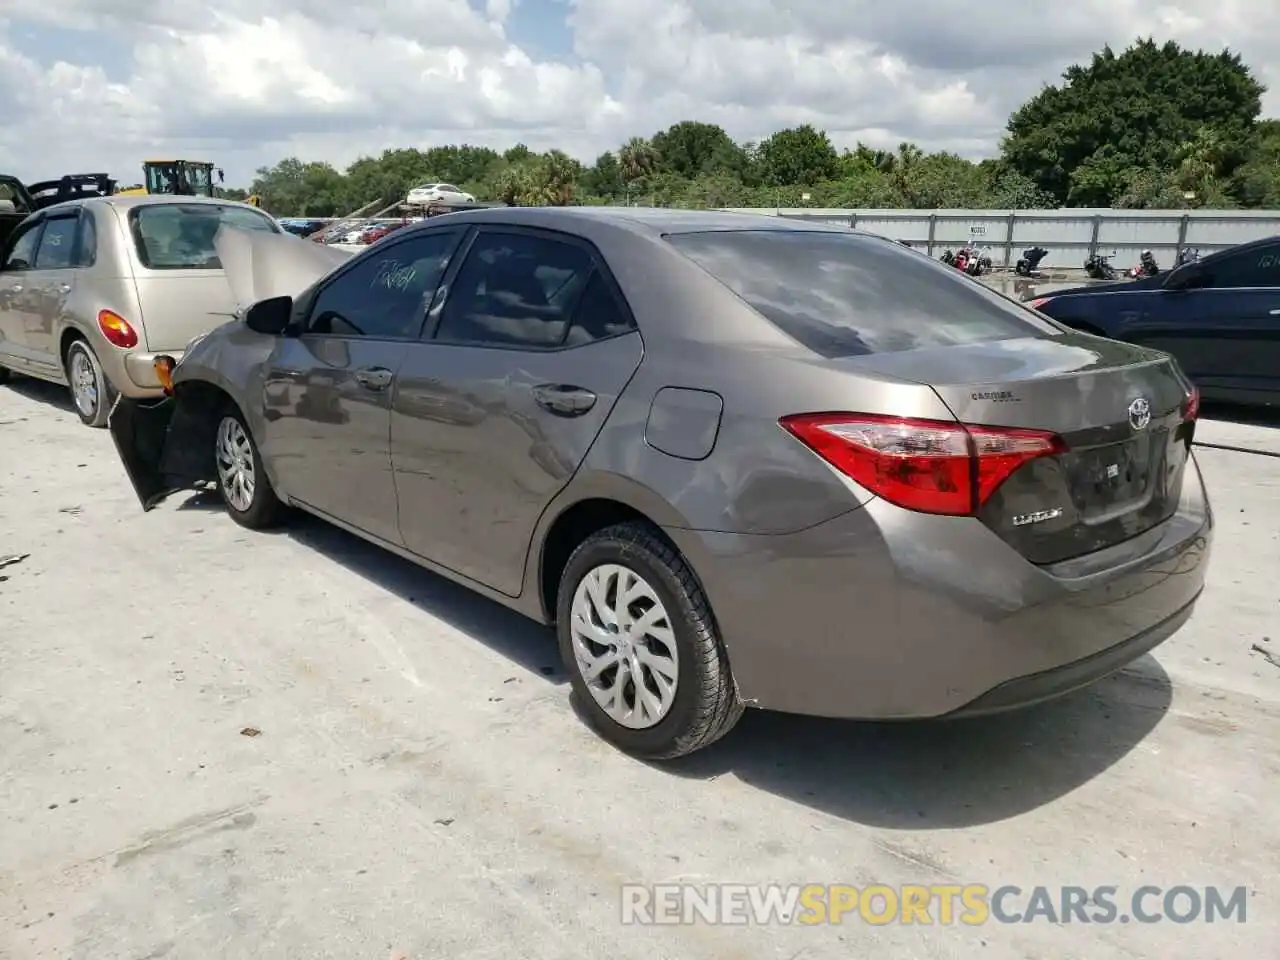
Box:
(215, 416, 256, 512)
(570, 563, 680, 729)
(68, 348, 99, 418)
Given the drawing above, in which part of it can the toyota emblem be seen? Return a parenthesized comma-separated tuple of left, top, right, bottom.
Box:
(1128, 397, 1151, 431)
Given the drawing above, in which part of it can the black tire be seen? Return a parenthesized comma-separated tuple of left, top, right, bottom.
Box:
(213, 407, 284, 530)
(0, 365, 11, 384)
(64, 339, 114, 428)
(556, 521, 743, 759)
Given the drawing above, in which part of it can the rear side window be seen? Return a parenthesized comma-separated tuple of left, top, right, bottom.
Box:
(666, 230, 1061, 358)
(434, 231, 596, 348)
(75, 212, 97, 267)
(1201, 241, 1280, 288)
(130, 203, 279, 270)
(34, 216, 79, 269)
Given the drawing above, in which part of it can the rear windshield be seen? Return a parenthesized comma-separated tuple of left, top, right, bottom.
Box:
(130, 203, 278, 270)
(666, 230, 1062, 357)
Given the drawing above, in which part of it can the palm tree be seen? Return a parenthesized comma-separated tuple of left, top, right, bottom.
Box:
(618, 137, 660, 194)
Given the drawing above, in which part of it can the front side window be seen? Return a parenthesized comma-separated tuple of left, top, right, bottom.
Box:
(2, 221, 42, 271)
(1201, 242, 1280, 289)
(305, 230, 460, 339)
(130, 203, 278, 270)
(34, 216, 80, 269)
(434, 231, 595, 348)
(666, 230, 1062, 358)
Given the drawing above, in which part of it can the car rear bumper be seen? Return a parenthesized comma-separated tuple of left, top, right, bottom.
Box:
(122, 350, 184, 392)
(666, 453, 1212, 720)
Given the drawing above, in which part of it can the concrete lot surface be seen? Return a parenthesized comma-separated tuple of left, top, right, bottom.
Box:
(1, 378, 1277, 960)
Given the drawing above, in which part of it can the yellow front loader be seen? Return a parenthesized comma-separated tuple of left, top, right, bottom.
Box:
(115, 160, 259, 205)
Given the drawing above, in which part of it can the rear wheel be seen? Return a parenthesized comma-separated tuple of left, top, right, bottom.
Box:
(64, 339, 113, 428)
(0, 365, 11, 384)
(556, 522, 743, 759)
(214, 409, 284, 529)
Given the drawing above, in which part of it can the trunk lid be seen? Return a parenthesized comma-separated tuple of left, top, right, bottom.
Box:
(847, 333, 1196, 565)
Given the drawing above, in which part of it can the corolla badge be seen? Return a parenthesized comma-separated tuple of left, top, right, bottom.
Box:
(1127, 397, 1151, 431)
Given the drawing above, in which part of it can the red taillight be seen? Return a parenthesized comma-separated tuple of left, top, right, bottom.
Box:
(97, 310, 138, 349)
(1027, 297, 1052, 310)
(780, 413, 1067, 516)
(1183, 385, 1200, 421)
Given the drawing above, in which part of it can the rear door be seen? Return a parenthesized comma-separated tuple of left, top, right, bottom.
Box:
(259, 227, 465, 546)
(391, 225, 644, 596)
(0, 217, 44, 369)
(26, 210, 84, 371)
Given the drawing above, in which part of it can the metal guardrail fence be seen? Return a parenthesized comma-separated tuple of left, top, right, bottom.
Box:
(720, 208, 1280, 269)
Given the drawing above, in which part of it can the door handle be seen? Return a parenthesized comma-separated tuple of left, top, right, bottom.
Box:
(353, 366, 394, 391)
(1269, 309, 1280, 316)
(7, 284, 21, 293)
(532, 383, 597, 416)
(58, 284, 72, 294)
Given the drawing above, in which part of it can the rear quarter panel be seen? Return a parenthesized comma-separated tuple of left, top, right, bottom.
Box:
(57, 205, 148, 385)
(536, 224, 959, 536)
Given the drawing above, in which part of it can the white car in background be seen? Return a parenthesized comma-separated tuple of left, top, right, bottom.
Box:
(405, 183, 475, 205)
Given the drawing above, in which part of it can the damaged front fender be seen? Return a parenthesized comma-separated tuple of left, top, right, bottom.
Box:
(108, 394, 220, 511)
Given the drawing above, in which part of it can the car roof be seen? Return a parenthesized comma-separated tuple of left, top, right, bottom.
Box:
(1200, 233, 1280, 263)
(391, 205, 855, 239)
(32, 194, 268, 218)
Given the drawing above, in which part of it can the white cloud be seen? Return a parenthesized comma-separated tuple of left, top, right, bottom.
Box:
(0, 0, 1277, 187)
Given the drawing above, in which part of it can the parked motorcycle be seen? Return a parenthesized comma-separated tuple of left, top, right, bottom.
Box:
(940, 249, 956, 266)
(967, 245, 993, 276)
(1125, 250, 1159, 278)
(1015, 246, 1049, 277)
(1176, 247, 1201, 266)
(1084, 252, 1118, 281)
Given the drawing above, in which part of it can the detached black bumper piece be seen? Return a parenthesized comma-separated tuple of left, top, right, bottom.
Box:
(108, 396, 181, 510)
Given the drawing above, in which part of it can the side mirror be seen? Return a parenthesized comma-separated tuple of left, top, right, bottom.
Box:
(243, 295, 295, 335)
(1163, 262, 1205, 291)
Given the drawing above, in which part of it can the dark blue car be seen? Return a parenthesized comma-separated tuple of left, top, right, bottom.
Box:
(1028, 236, 1280, 405)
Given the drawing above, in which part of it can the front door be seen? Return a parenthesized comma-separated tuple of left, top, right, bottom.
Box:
(0, 218, 44, 370)
(259, 228, 464, 545)
(391, 226, 643, 596)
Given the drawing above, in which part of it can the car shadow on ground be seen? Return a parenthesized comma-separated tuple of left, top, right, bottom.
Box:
(285, 511, 567, 684)
(2, 375, 75, 415)
(657, 660, 1172, 828)
(1201, 401, 1280, 428)
(276, 509, 1172, 828)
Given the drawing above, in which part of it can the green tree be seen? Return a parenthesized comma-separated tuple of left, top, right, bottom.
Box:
(756, 124, 840, 187)
(1002, 38, 1265, 207)
(1231, 120, 1280, 208)
(618, 137, 660, 184)
(651, 121, 747, 179)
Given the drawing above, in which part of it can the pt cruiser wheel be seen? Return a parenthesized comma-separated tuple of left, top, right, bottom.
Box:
(556, 521, 743, 759)
(65, 340, 113, 428)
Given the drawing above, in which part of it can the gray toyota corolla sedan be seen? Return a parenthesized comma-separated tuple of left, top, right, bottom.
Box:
(108, 207, 1212, 759)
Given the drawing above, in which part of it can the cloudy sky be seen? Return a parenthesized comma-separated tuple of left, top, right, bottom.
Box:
(1, 0, 1276, 187)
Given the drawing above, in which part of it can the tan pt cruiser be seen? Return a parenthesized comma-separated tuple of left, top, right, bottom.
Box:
(0, 195, 280, 426)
